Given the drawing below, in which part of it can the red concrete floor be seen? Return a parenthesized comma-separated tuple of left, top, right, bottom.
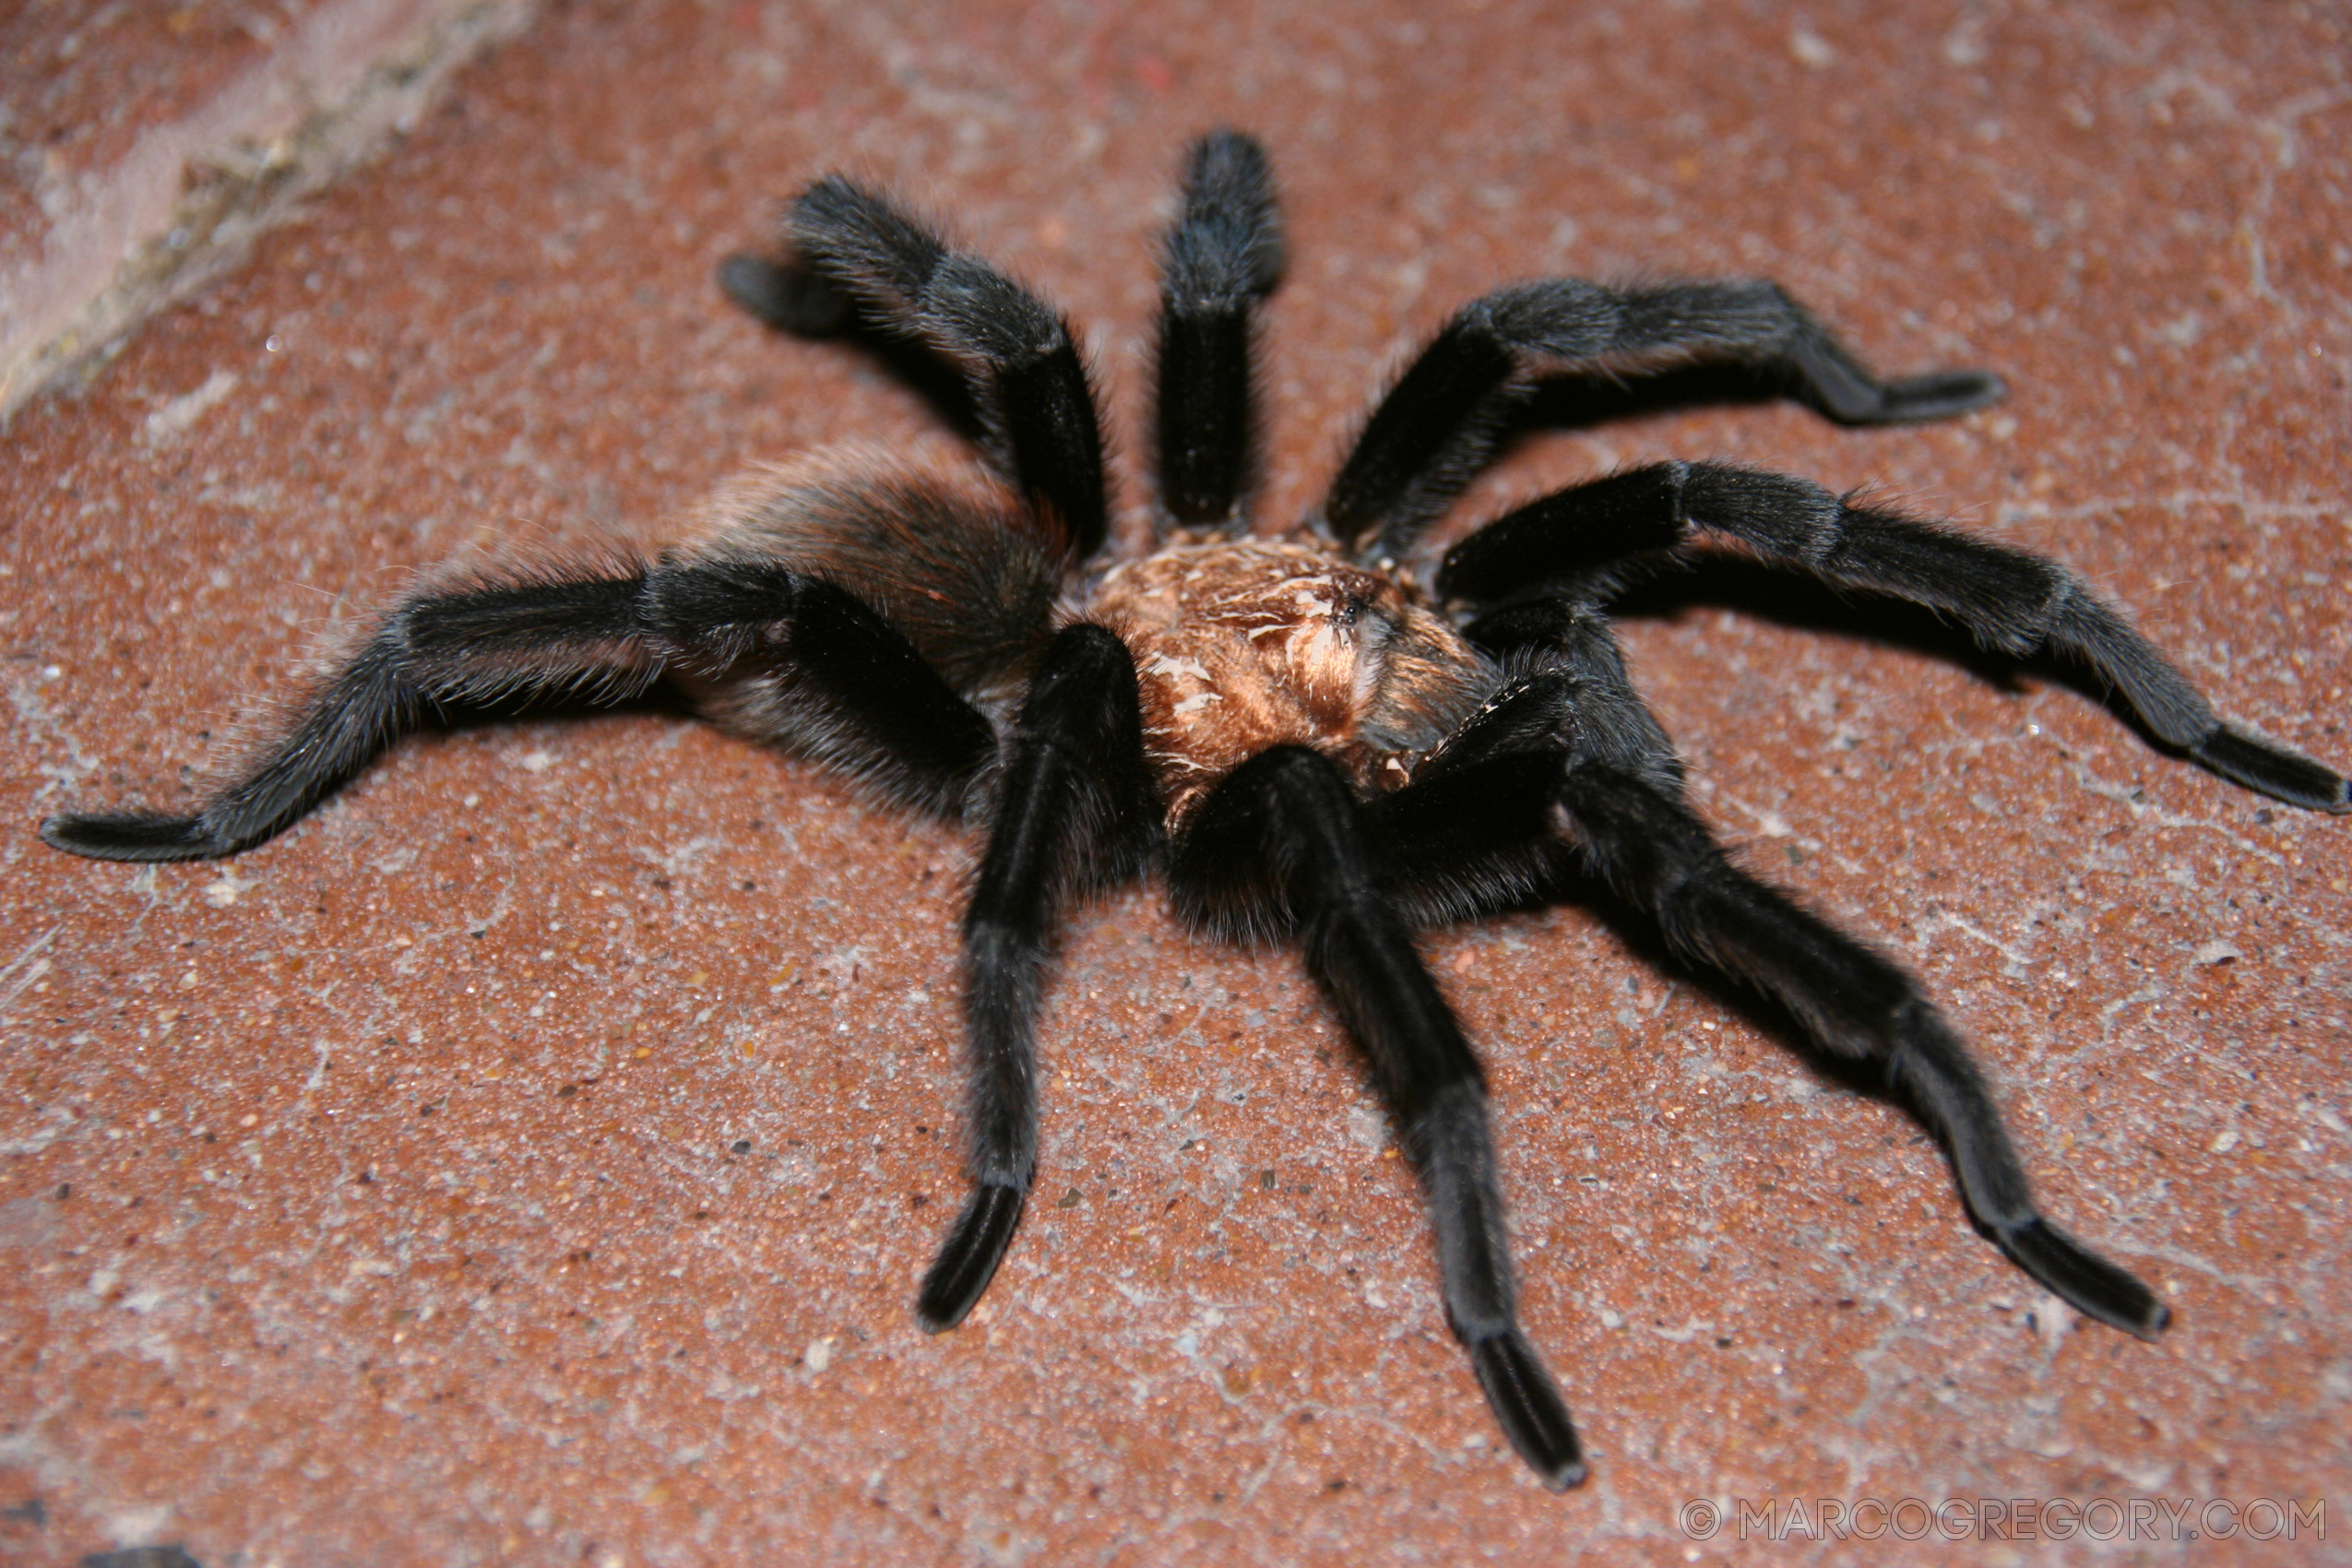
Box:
(4, 3, 2348, 1564)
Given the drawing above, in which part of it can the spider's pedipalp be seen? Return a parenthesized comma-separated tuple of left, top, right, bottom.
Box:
(921, 624, 1157, 1329)
(1322, 277, 2003, 568)
(1436, 460, 2350, 811)
(1360, 747, 1567, 928)
(1172, 745, 1586, 1490)
(1360, 596, 1687, 928)
(788, 177, 1109, 562)
(1154, 129, 1285, 535)
(1451, 598, 1682, 793)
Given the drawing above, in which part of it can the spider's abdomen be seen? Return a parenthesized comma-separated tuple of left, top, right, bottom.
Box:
(1085, 539, 1495, 824)
(682, 446, 1064, 704)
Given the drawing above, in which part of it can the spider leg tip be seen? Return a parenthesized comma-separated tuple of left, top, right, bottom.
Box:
(1871, 367, 2007, 422)
(2102, 1288, 2172, 1342)
(1997, 1216, 2173, 1341)
(1469, 1330, 1587, 1490)
(1538, 1455, 1591, 1492)
(1945, 367, 2008, 407)
(39, 810, 224, 862)
(914, 1182, 1027, 1331)
(2192, 727, 2349, 813)
(913, 1270, 980, 1333)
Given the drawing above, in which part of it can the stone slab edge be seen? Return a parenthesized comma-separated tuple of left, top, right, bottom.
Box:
(0, 0, 538, 425)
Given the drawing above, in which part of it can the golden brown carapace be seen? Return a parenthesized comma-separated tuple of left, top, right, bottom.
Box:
(1087, 538, 1495, 825)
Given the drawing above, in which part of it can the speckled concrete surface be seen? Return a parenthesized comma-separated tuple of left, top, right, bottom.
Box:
(3, 3, 2348, 1564)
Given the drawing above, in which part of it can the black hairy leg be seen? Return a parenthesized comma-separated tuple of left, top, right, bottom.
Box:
(787, 178, 1110, 562)
(1154, 129, 1285, 536)
(1172, 745, 1585, 1491)
(1435, 461, 2350, 812)
(1366, 654, 2167, 1338)
(1555, 759, 2168, 1336)
(919, 624, 1159, 1328)
(1323, 277, 2003, 567)
(716, 251, 855, 339)
(40, 560, 996, 862)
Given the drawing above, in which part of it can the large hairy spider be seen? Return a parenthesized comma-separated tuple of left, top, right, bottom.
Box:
(42, 132, 2347, 1490)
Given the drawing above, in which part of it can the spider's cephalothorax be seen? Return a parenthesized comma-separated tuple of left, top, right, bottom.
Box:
(44, 133, 2348, 1491)
(1089, 538, 1494, 823)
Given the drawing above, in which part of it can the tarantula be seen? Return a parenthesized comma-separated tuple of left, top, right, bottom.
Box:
(42, 132, 2347, 1490)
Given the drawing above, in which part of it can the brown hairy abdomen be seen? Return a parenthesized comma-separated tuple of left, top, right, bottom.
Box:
(680, 444, 1063, 703)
